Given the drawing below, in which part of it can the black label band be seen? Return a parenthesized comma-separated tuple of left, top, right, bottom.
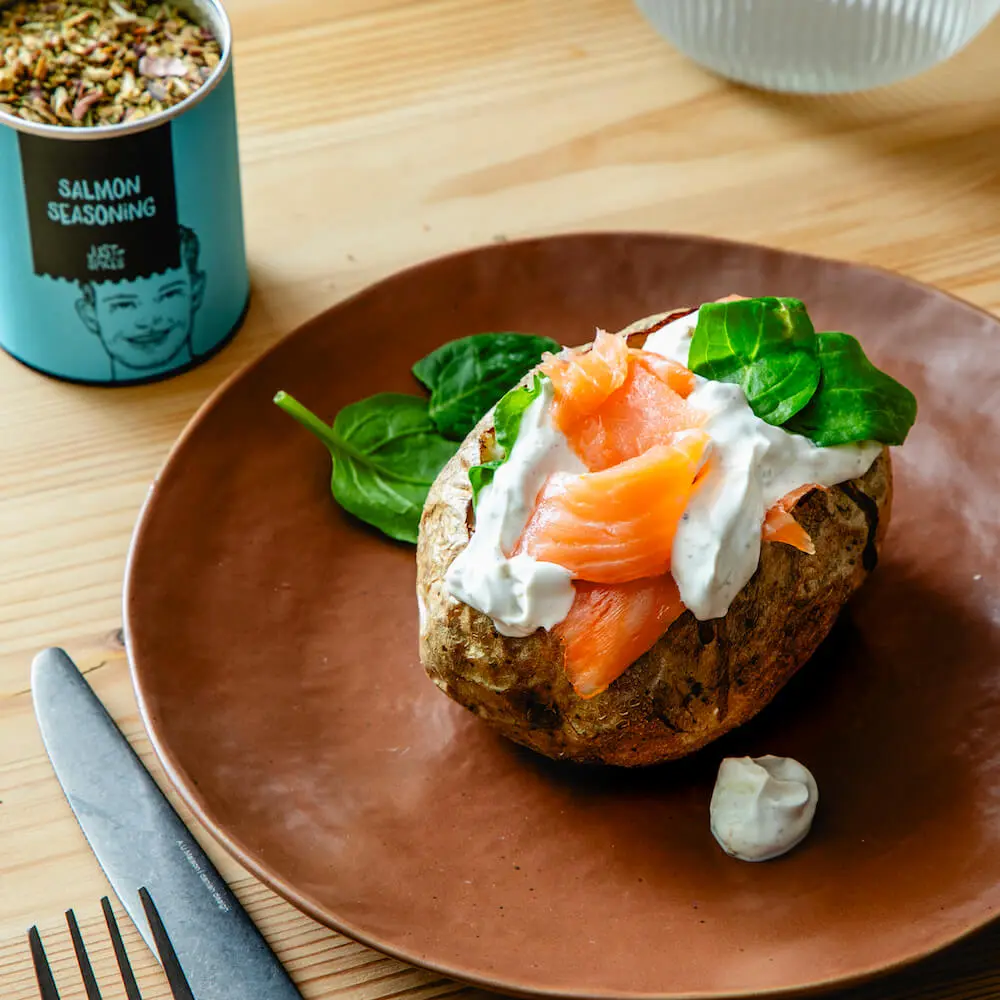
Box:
(18, 124, 180, 283)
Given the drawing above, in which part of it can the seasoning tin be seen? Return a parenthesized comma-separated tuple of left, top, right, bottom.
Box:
(0, 0, 249, 384)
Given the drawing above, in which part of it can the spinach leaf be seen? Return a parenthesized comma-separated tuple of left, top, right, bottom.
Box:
(689, 297, 821, 425)
(273, 391, 457, 544)
(413, 332, 560, 440)
(468, 460, 502, 502)
(468, 374, 546, 503)
(784, 332, 917, 447)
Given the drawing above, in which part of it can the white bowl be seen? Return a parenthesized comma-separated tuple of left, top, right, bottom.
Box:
(635, 0, 1000, 93)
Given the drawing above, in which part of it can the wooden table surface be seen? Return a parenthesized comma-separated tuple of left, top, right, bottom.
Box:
(4, 1, 1000, 996)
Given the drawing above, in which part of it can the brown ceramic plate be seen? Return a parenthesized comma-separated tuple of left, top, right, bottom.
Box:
(124, 233, 1000, 999)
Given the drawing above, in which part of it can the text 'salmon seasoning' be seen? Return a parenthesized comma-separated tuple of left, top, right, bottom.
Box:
(49, 174, 157, 226)
(18, 124, 180, 282)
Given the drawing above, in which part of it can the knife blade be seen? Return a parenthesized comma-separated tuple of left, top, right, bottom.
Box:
(30, 647, 305, 1000)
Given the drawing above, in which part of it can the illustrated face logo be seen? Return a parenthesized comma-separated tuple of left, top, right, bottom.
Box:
(75, 225, 206, 377)
(77, 262, 205, 373)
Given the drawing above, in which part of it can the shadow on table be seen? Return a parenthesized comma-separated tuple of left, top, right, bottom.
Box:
(730, 17, 1000, 206)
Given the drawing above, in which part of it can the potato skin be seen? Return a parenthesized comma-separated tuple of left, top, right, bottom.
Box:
(416, 316, 894, 767)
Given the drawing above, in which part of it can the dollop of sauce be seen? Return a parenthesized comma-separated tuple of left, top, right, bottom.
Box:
(710, 755, 819, 862)
(445, 377, 584, 636)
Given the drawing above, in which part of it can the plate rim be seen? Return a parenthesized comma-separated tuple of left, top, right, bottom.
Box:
(122, 229, 1000, 1000)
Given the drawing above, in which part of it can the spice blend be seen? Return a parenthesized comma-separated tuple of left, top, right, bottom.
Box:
(0, 1, 220, 127)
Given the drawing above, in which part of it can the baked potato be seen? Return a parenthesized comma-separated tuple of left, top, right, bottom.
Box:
(416, 309, 894, 766)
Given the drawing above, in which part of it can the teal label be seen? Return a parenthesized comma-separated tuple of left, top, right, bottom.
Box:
(0, 65, 249, 385)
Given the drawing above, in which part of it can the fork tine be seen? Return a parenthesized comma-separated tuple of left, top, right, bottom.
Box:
(27, 925, 61, 1000)
(65, 909, 103, 1000)
(101, 897, 143, 1000)
(138, 888, 196, 1000)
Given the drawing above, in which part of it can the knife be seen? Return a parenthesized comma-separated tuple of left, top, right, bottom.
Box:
(31, 647, 305, 1000)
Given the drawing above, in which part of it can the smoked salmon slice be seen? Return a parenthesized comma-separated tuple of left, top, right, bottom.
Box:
(570, 357, 701, 471)
(516, 433, 709, 584)
(542, 331, 700, 471)
(540, 329, 629, 426)
(555, 576, 686, 699)
(762, 483, 823, 554)
(630, 350, 696, 397)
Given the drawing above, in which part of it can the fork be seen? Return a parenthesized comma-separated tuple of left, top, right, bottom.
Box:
(28, 887, 195, 1000)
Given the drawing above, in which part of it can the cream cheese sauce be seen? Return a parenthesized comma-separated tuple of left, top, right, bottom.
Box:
(445, 310, 879, 631)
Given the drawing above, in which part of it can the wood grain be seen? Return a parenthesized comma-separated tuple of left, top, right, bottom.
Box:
(3, 0, 1000, 995)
